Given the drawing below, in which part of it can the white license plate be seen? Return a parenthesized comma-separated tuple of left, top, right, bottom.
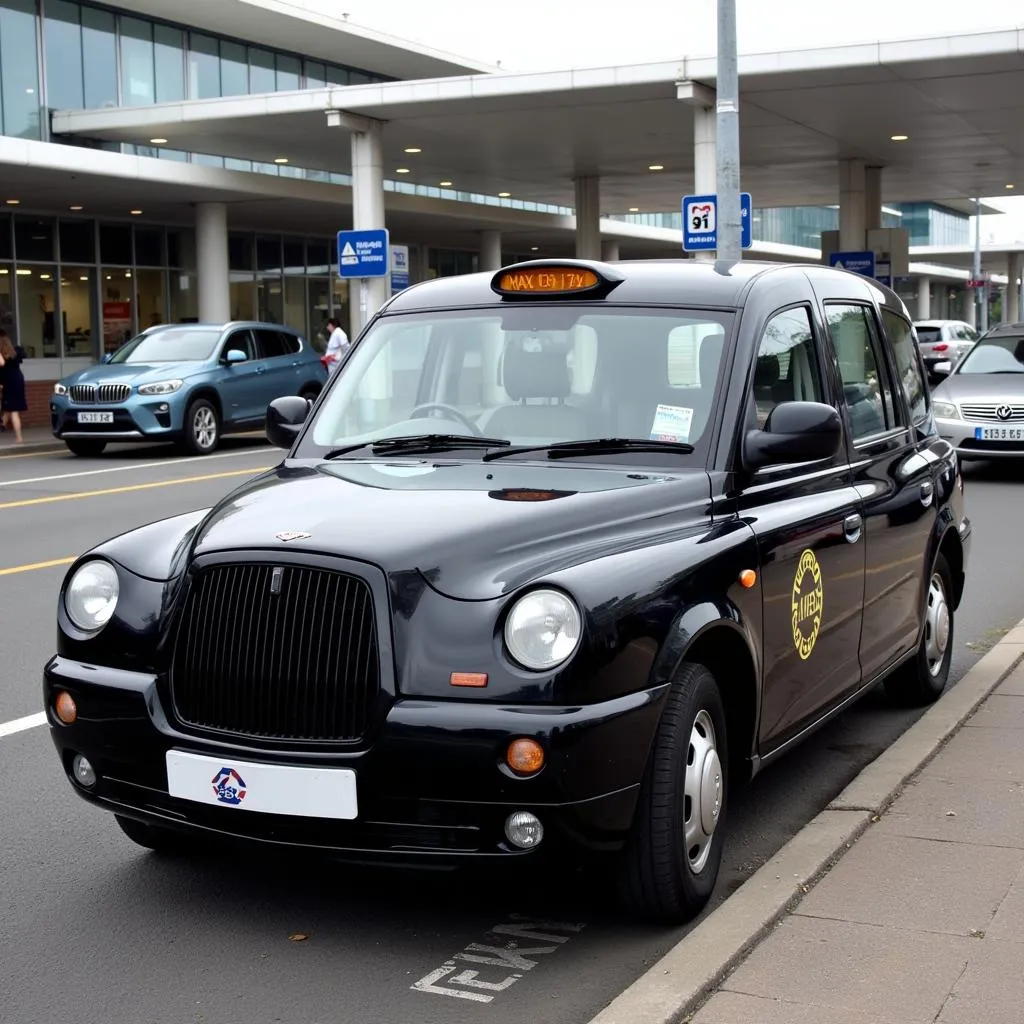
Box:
(77, 411, 114, 424)
(166, 750, 358, 820)
(974, 426, 1024, 441)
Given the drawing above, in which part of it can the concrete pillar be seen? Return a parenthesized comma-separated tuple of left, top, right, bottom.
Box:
(350, 120, 388, 336)
(694, 101, 716, 263)
(839, 158, 866, 251)
(917, 276, 931, 320)
(601, 240, 620, 261)
(574, 176, 601, 260)
(1007, 253, 1021, 323)
(965, 289, 977, 328)
(194, 202, 230, 323)
(479, 230, 502, 271)
(865, 165, 883, 231)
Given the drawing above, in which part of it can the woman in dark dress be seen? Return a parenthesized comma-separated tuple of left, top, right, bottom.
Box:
(0, 331, 26, 443)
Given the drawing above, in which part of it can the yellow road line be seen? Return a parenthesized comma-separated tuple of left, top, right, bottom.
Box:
(0, 448, 66, 461)
(0, 556, 76, 576)
(0, 465, 272, 511)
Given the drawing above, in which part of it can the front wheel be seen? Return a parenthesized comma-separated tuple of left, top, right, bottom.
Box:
(884, 553, 954, 706)
(619, 662, 728, 923)
(64, 439, 107, 457)
(182, 398, 220, 455)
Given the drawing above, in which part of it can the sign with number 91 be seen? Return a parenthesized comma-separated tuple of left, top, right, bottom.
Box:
(687, 201, 716, 233)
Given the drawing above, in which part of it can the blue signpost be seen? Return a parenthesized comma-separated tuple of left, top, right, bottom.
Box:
(829, 250, 876, 278)
(681, 192, 752, 252)
(337, 228, 390, 278)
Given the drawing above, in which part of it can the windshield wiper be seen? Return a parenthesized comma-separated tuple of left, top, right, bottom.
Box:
(483, 437, 695, 461)
(323, 434, 511, 459)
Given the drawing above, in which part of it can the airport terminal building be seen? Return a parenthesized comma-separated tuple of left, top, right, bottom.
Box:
(0, 0, 1019, 424)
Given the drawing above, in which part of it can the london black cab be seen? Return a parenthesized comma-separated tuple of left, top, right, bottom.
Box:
(44, 259, 970, 923)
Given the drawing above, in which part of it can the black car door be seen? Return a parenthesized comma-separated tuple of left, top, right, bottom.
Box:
(822, 302, 938, 684)
(735, 302, 866, 754)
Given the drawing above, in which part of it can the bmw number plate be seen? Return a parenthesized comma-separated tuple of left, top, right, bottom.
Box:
(165, 750, 358, 819)
(975, 426, 1024, 441)
(77, 411, 113, 424)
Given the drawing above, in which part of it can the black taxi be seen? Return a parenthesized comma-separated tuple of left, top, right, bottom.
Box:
(44, 259, 970, 923)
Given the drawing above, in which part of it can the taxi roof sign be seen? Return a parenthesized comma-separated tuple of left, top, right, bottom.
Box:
(491, 259, 623, 300)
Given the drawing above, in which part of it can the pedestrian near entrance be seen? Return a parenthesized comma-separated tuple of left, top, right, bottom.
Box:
(0, 331, 26, 444)
(322, 316, 350, 374)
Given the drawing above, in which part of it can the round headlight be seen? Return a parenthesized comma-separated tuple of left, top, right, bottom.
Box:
(932, 400, 958, 419)
(65, 560, 119, 632)
(504, 588, 582, 671)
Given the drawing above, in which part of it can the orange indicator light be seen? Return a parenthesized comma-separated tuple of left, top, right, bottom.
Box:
(55, 691, 77, 724)
(506, 738, 545, 775)
(450, 672, 488, 688)
(739, 569, 757, 589)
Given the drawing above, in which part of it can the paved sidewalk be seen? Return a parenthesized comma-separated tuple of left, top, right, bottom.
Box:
(691, 665, 1024, 1024)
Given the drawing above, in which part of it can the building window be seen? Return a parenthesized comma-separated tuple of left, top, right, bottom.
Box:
(276, 53, 300, 91)
(220, 40, 248, 96)
(120, 17, 155, 106)
(154, 24, 185, 103)
(15, 215, 55, 262)
(187, 32, 220, 99)
(134, 227, 163, 266)
(44, 0, 83, 110)
(0, 0, 40, 141)
(249, 47, 275, 92)
(82, 5, 116, 108)
(304, 61, 326, 88)
(99, 223, 132, 266)
(58, 218, 94, 263)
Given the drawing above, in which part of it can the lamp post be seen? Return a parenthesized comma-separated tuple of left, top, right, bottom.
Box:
(716, 0, 742, 260)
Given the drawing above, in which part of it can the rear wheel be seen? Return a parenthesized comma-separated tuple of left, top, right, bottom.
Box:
(885, 553, 954, 706)
(182, 398, 220, 455)
(619, 662, 728, 922)
(64, 439, 107, 457)
(115, 814, 188, 853)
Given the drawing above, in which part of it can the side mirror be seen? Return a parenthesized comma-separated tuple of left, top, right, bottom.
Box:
(743, 400, 843, 471)
(931, 360, 952, 379)
(101, 352, 112, 364)
(266, 395, 310, 450)
(225, 349, 247, 364)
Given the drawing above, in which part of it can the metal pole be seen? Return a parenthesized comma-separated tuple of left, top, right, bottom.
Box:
(716, 0, 742, 261)
(974, 197, 987, 332)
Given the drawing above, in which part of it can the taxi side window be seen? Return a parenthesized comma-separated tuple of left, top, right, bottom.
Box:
(825, 304, 900, 442)
(882, 310, 928, 426)
(752, 306, 823, 428)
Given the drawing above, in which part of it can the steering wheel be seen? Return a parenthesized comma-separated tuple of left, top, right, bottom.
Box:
(408, 402, 484, 436)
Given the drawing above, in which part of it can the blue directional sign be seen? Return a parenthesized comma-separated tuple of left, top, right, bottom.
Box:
(829, 250, 876, 278)
(337, 228, 390, 278)
(681, 192, 752, 252)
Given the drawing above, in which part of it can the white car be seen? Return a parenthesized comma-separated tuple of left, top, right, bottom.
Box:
(913, 320, 979, 377)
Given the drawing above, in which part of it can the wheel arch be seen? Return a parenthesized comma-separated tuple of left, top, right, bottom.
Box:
(184, 387, 223, 423)
(936, 522, 965, 609)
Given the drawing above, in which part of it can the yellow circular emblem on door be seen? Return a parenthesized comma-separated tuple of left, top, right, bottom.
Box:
(791, 549, 824, 660)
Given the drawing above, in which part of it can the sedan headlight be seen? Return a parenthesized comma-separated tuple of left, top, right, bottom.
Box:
(138, 379, 183, 396)
(504, 588, 582, 671)
(933, 400, 958, 419)
(53, 382, 67, 395)
(64, 560, 119, 632)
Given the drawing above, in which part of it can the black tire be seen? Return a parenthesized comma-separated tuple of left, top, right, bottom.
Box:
(299, 384, 321, 406)
(182, 397, 220, 455)
(115, 814, 187, 853)
(64, 439, 107, 457)
(619, 662, 728, 923)
(884, 553, 954, 706)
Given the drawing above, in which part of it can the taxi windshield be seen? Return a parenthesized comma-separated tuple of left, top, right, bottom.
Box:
(956, 335, 1024, 374)
(306, 306, 733, 459)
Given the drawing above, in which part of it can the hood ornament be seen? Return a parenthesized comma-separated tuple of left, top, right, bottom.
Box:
(276, 531, 311, 542)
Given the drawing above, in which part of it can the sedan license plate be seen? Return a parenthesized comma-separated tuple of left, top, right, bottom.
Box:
(166, 750, 358, 820)
(77, 411, 113, 424)
(974, 426, 1024, 441)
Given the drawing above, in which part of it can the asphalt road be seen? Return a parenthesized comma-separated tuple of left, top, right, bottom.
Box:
(1, 439, 1021, 1024)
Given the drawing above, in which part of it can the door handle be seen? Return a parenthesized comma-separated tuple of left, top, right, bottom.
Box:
(255, 366, 267, 374)
(843, 514, 863, 543)
(920, 481, 934, 507)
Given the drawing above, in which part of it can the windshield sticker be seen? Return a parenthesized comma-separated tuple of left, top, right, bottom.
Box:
(649, 404, 694, 443)
(791, 549, 824, 660)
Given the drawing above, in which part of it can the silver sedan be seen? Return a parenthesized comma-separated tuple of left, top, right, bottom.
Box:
(931, 331, 1024, 459)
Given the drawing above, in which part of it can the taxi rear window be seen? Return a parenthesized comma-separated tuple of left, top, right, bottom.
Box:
(308, 307, 734, 457)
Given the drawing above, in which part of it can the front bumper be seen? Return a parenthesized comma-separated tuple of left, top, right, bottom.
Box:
(936, 415, 1024, 459)
(43, 656, 666, 862)
(50, 398, 183, 442)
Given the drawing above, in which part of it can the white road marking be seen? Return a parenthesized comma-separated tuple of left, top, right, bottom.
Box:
(0, 446, 273, 488)
(411, 915, 585, 1003)
(0, 712, 47, 738)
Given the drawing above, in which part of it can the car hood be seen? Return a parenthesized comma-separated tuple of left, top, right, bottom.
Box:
(61, 362, 208, 386)
(933, 373, 1024, 403)
(190, 459, 713, 600)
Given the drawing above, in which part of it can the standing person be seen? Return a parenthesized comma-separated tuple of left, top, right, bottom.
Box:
(0, 331, 26, 444)
(322, 316, 350, 374)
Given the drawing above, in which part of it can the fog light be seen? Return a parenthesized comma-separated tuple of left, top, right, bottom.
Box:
(506, 737, 545, 775)
(72, 754, 97, 788)
(505, 811, 544, 849)
(54, 690, 77, 724)
(157, 403, 169, 412)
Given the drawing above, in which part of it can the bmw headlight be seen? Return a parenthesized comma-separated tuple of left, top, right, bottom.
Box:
(53, 382, 67, 395)
(64, 560, 119, 632)
(933, 400, 958, 419)
(138, 379, 183, 396)
(504, 588, 582, 671)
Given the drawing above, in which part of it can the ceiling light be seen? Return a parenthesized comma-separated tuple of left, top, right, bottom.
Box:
(15, 268, 31, 275)
(125, 271, 132, 278)
(395, 168, 410, 174)
(273, 157, 289, 164)
(439, 180, 452, 187)
(629, 207, 640, 212)
(130, 209, 143, 215)
(498, 192, 511, 198)
(0, 269, 7, 275)
(404, 147, 422, 154)
(40, 273, 51, 280)
(69, 205, 83, 211)
(890, 134, 909, 142)
(150, 138, 167, 145)
(648, 164, 664, 171)
(1007, 184, 1016, 190)
(5, 199, 19, 205)
(79, 275, 88, 281)
(530, 246, 539, 251)
(105, 275, 111, 280)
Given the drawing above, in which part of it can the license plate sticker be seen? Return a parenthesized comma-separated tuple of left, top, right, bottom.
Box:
(975, 426, 1024, 441)
(165, 750, 357, 820)
(77, 411, 114, 424)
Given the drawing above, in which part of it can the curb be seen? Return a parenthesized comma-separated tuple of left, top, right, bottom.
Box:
(587, 619, 1024, 1024)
